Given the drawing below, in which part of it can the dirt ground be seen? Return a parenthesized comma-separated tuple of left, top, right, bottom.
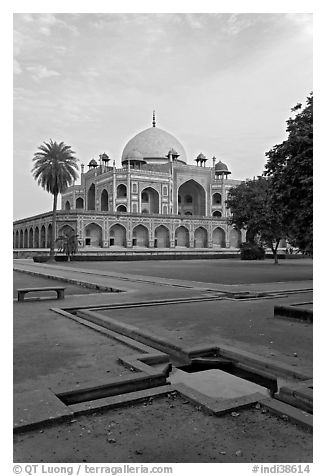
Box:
(13, 394, 312, 463)
(13, 300, 135, 393)
(13, 259, 313, 464)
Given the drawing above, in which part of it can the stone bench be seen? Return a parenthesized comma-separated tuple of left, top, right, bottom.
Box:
(17, 286, 65, 302)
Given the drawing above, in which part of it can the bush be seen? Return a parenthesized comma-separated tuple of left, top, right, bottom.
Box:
(240, 242, 265, 260)
(33, 255, 50, 263)
(32, 255, 68, 262)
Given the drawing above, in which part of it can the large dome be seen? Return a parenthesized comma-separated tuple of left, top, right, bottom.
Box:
(122, 127, 187, 165)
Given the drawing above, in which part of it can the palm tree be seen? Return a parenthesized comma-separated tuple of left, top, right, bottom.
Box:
(32, 140, 78, 261)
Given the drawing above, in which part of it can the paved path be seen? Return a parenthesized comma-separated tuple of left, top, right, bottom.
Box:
(13, 259, 313, 375)
(14, 259, 313, 295)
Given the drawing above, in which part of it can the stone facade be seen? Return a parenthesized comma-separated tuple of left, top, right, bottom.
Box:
(13, 118, 246, 250)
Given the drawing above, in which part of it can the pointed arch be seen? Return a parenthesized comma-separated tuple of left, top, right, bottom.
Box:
(177, 180, 206, 216)
(213, 210, 222, 217)
(29, 227, 34, 248)
(40, 225, 46, 248)
(212, 192, 222, 205)
(65, 200, 71, 210)
(117, 184, 127, 198)
(109, 224, 127, 247)
(132, 224, 149, 247)
(194, 226, 208, 248)
(101, 189, 109, 211)
(117, 204, 127, 213)
(229, 228, 241, 248)
(58, 224, 75, 236)
(155, 225, 170, 248)
(87, 183, 96, 210)
(47, 224, 52, 248)
(20, 229, 24, 248)
(76, 197, 84, 209)
(24, 229, 28, 248)
(141, 187, 159, 214)
(84, 223, 102, 247)
(34, 226, 40, 248)
(15, 230, 19, 248)
(175, 226, 190, 247)
(212, 227, 226, 248)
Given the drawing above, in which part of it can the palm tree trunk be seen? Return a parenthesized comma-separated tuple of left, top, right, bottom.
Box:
(49, 192, 58, 261)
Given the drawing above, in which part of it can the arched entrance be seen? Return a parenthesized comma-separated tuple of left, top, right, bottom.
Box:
(212, 192, 222, 205)
(47, 224, 52, 248)
(15, 230, 19, 248)
(178, 180, 206, 216)
(24, 229, 28, 248)
(212, 227, 226, 247)
(175, 226, 189, 247)
(34, 227, 40, 248)
(155, 226, 170, 248)
(117, 205, 127, 212)
(40, 226, 46, 248)
(194, 227, 208, 248)
(20, 230, 23, 248)
(229, 228, 241, 248)
(58, 225, 75, 236)
(76, 197, 84, 209)
(29, 228, 34, 248)
(101, 190, 108, 211)
(109, 224, 127, 247)
(133, 225, 149, 247)
(87, 184, 95, 210)
(213, 210, 222, 217)
(84, 223, 102, 247)
(141, 187, 159, 214)
(65, 201, 71, 210)
(117, 184, 127, 198)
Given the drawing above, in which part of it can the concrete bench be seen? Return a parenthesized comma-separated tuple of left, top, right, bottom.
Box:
(17, 286, 65, 302)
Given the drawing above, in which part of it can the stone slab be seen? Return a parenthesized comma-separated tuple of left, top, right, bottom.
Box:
(168, 368, 270, 399)
(14, 388, 74, 433)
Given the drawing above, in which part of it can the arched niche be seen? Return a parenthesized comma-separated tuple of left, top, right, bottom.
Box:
(178, 180, 206, 216)
(141, 187, 159, 214)
(87, 184, 95, 210)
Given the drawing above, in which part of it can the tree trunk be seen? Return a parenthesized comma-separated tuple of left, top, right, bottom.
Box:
(271, 239, 280, 264)
(273, 249, 278, 264)
(49, 193, 58, 261)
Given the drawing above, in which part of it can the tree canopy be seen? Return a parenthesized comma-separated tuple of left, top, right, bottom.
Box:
(264, 94, 313, 253)
(227, 93, 313, 261)
(226, 176, 286, 263)
(32, 140, 79, 195)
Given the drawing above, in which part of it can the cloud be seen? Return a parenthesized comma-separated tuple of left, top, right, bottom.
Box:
(82, 69, 100, 79)
(184, 13, 204, 29)
(26, 65, 61, 81)
(285, 13, 313, 36)
(13, 29, 24, 56)
(225, 13, 254, 36)
(14, 59, 22, 75)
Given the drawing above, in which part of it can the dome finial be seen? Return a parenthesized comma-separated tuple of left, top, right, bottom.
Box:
(152, 110, 156, 128)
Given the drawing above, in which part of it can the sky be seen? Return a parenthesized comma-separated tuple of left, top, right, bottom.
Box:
(13, 12, 313, 220)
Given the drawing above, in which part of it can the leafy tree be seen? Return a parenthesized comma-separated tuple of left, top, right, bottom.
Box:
(56, 230, 79, 261)
(32, 140, 78, 261)
(264, 94, 313, 254)
(227, 176, 286, 263)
